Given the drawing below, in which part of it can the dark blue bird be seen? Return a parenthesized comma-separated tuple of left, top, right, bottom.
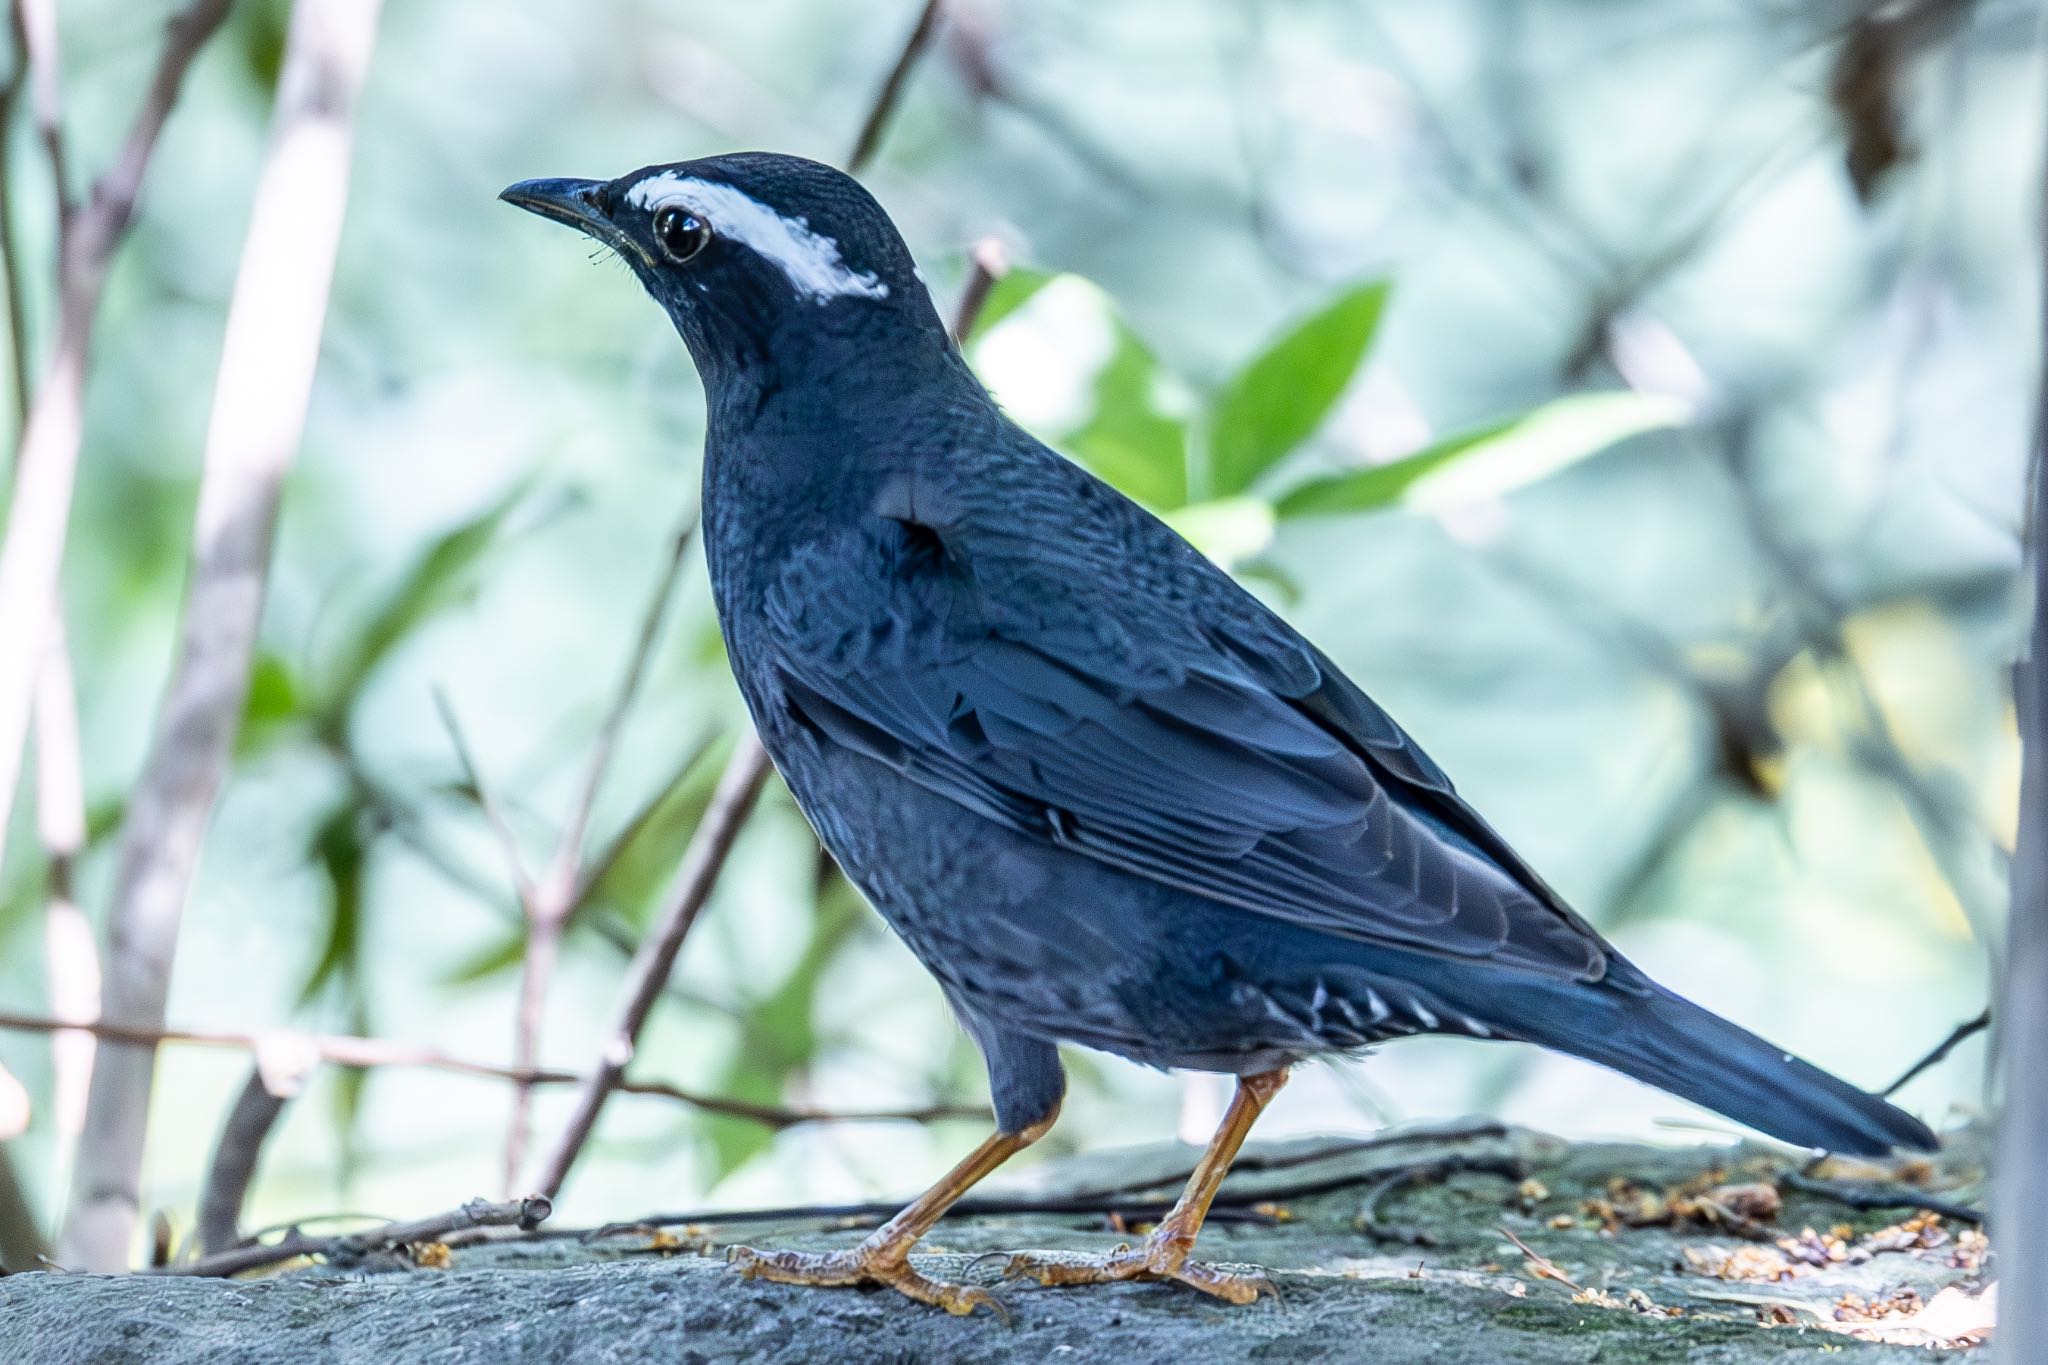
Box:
(502, 153, 1937, 1314)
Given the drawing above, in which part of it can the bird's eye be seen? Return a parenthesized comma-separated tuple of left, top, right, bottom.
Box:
(652, 206, 712, 264)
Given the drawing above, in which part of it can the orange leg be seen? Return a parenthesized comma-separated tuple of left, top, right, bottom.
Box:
(727, 1104, 1058, 1316)
(1005, 1068, 1288, 1304)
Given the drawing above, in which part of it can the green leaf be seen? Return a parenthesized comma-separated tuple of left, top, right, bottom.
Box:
(235, 652, 301, 759)
(318, 481, 533, 721)
(1065, 322, 1190, 509)
(295, 800, 376, 1176)
(968, 271, 1189, 508)
(442, 930, 528, 986)
(330, 993, 372, 1186)
(1276, 391, 1689, 519)
(578, 744, 724, 928)
(227, 0, 293, 94)
(963, 266, 1055, 341)
(1207, 281, 1389, 498)
(297, 803, 367, 1010)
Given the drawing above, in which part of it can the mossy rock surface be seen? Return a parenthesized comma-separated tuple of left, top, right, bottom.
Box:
(0, 1123, 1987, 1363)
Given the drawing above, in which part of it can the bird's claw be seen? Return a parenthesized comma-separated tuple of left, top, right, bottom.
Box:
(726, 1243, 1008, 1320)
(1002, 1242, 1274, 1305)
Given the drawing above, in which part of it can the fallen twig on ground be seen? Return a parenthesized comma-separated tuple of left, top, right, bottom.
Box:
(146, 1196, 553, 1279)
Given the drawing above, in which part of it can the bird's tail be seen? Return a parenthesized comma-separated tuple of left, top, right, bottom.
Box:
(1502, 964, 1937, 1156)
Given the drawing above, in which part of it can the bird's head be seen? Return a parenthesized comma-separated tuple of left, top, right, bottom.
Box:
(501, 152, 950, 397)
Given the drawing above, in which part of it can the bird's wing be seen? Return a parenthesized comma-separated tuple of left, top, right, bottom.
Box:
(763, 479, 1607, 983)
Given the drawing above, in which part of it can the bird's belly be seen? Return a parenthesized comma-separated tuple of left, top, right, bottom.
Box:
(771, 734, 1432, 1074)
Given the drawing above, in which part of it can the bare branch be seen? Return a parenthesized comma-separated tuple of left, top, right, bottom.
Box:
(0, 1009, 985, 1132)
(0, 4, 35, 430)
(61, 0, 384, 1272)
(530, 734, 775, 1198)
(501, 516, 696, 1193)
(0, 1145, 42, 1273)
(549, 516, 699, 894)
(846, 0, 947, 174)
(1885, 1008, 1991, 1098)
(564, 728, 719, 913)
(0, 0, 231, 901)
(150, 1195, 554, 1279)
(434, 689, 539, 909)
(32, 612, 97, 1166)
(949, 235, 1007, 344)
(1780, 1172, 1982, 1227)
(195, 1068, 294, 1255)
(14, 0, 64, 221)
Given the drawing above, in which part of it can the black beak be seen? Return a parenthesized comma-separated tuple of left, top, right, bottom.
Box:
(499, 177, 612, 237)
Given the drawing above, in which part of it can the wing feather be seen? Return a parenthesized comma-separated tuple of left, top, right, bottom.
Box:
(764, 469, 1608, 983)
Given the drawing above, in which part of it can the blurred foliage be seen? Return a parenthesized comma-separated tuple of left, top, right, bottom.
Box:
(968, 269, 1683, 570)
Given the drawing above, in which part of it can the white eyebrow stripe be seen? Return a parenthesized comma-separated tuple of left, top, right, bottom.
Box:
(624, 172, 889, 303)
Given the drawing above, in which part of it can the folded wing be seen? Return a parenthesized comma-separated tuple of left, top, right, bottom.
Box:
(765, 496, 1611, 986)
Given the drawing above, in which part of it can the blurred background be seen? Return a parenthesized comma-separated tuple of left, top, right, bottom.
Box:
(0, 0, 2038, 1264)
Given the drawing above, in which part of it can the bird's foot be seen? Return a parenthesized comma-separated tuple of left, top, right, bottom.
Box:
(1003, 1234, 1273, 1305)
(727, 1243, 1005, 1318)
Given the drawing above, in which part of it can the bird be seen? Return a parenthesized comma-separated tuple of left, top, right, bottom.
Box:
(501, 152, 1938, 1315)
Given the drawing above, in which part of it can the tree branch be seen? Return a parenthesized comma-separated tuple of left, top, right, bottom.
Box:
(846, 0, 947, 174)
(0, 1009, 985, 1132)
(0, 3, 34, 433)
(503, 517, 697, 1194)
(0, 0, 231, 872)
(61, 0, 386, 1270)
(0, 1144, 43, 1273)
(1885, 1008, 1991, 1098)
(31, 611, 96, 1168)
(195, 1068, 293, 1255)
(529, 734, 775, 1198)
(949, 235, 1006, 344)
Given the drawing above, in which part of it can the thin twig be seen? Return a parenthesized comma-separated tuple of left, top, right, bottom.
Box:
(62, 0, 385, 1272)
(846, 0, 947, 174)
(949, 235, 1007, 345)
(564, 728, 719, 913)
(502, 515, 697, 1193)
(1717, 424, 2008, 945)
(530, 734, 775, 1198)
(1496, 1224, 1585, 1293)
(1885, 1008, 1991, 1097)
(0, 1008, 982, 1131)
(434, 689, 539, 908)
(1354, 1155, 1530, 1248)
(551, 516, 700, 900)
(1781, 1172, 1985, 1226)
(0, 3, 33, 434)
(0, 0, 232, 872)
(147, 1196, 554, 1279)
(606, 1125, 1520, 1235)
(195, 1068, 294, 1255)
